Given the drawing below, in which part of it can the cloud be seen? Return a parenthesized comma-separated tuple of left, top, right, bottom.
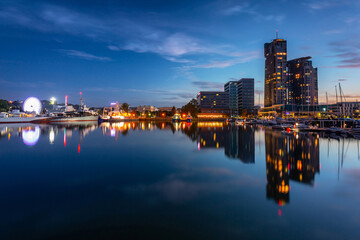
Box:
(180, 51, 260, 69)
(304, 0, 344, 10)
(192, 81, 224, 90)
(328, 39, 360, 68)
(221, 3, 285, 23)
(58, 49, 112, 61)
(0, 2, 260, 67)
(323, 29, 343, 35)
(107, 45, 120, 51)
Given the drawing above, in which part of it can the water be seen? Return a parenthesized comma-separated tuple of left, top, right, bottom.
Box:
(1, 122, 360, 239)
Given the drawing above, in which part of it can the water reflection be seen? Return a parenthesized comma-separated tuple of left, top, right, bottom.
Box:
(0, 121, 356, 207)
(22, 126, 40, 146)
(1, 121, 360, 239)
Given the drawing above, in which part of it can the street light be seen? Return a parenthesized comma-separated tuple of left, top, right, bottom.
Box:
(50, 97, 56, 105)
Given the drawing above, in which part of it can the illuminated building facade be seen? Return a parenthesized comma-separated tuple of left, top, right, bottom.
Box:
(287, 57, 318, 105)
(264, 38, 287, 107)
(197, 91, 230, 114)
(224, 78, 254, 115)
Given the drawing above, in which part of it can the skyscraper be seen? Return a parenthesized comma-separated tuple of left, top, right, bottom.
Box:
(238, 78, 254, 114)
(264, 38, 287, 107)
(224, 81, 238, 115)
(224, 78, 254, 115)
(287, 57, 318, 105)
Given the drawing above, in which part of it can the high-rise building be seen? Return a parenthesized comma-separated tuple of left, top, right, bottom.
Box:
(224, 81, 238, 115)
(287, 57, 318, 105)
(238, 78, 254, 114)
(264, 38, 287, 107)
(224, 78, 254, 115)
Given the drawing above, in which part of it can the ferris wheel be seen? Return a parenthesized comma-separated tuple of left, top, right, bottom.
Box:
(23, 97, 42, 114)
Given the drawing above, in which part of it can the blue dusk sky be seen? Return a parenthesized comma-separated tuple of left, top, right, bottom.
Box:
(1, 0, 360, 107)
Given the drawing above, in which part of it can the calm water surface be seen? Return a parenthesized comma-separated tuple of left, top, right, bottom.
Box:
(1, 122, 360, 239)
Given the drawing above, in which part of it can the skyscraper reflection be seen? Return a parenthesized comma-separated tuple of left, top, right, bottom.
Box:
(190, 122, 255, 164)
(265, 130, 290, 205)
(225, 125, 255, 164)
(265, 130, 320, 205)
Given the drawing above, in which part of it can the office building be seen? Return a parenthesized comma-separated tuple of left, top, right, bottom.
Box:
(224, 81, 238, 115)
(287, 57, 318, 105)
(238, 78, 254, 114)
(264, 38, 287, 107)
(224, 78, 254, 115)
(197, 91, 230, 114)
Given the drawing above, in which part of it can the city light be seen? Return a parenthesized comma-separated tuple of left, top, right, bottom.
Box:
(50, 97, 56, 105)
(23, 97, 42, 114)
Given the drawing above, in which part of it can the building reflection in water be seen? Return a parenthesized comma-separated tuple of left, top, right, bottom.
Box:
(186, 122, 255, 164)
(265, 130, 320, 206)
(225, 125, 255, 164)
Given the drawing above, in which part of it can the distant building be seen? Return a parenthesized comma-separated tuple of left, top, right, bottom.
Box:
(197, 91, 230, 114)
(224, 81, 238, 115)
(136, 105, 158, 113)
(264, 38, 287, 107)
(158, 107, 174, 112)
(224, 78, 254, 115)
(287, 56, 318, 105)
(238, 78, 254, 114)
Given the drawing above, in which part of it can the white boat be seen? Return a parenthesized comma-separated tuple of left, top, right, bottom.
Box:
(0, 116, 52, 124)
(292, 123, 310, 132)
(0, 112, 52, 124)
(50, 115, 98, 123)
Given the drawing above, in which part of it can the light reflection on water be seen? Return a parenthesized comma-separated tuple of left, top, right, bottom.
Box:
(0, 122, 360, 239)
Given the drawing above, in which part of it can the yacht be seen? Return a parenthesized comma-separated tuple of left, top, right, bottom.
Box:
(0, 110, 52, 124)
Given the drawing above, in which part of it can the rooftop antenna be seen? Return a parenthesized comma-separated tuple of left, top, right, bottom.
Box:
(80, 92, 84, 107)
(276, 30, 279, 39)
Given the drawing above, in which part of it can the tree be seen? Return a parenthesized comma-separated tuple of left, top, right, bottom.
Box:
(171, 106, 176, 116)
(121, 102, 129, 112)
(181, 98, 199, 117)
(0, 99, 10, 112)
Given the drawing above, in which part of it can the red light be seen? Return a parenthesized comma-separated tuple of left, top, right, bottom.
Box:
(198, 142, 201, 151)
(64, 135, 67, 147)
(287, 128, 290, 133)
(80, 92, 82, 94)
(278, 209, 282, 216)
(78, 144, 81, 153)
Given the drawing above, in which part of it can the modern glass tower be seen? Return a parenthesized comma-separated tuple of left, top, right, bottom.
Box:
(225, 78, 254, 115)
(287, 56, 318, 105)
(224, 81, 238, 115)
(264, 38, 287, 107)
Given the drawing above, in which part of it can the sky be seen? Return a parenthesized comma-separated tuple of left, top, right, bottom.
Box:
(1, 0, 360, 107)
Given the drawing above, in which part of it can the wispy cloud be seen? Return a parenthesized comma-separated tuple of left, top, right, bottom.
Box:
(0, 2, 258, 67)
(192, 81, 224, 90)
(58, 49, 112, 61)
(323, 29, 343, 35)
(221, 2, 285, 23)
(304, 0, 356, 11)
(328, 38, 360, 68)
